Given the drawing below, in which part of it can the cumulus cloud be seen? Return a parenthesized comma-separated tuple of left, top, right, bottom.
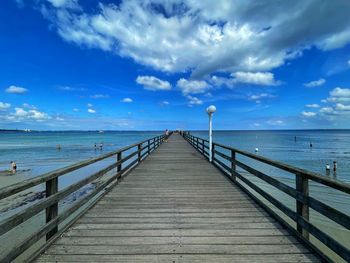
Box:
(304, 78, 326, 87)
(186, 95, 203, 106)
(320, 107, 334, 114)
(5, 85, 28, 94)
(162, 101, 170, 105)
(301, 111, 316, 117)
(90, 94, 110, 99)
(0, 102, 11, 110)
(305, 104, 320, 108)
(326, 87, 350, 103)
(35, 1, 350, 77)
(121, 97, 133, 103)
(177, 78, 211, 95)
(232, 72, 280, 86)
(136, 76, 171, 91)
(87, 108, 96, 113)
(5, 107, 51, 122)
(335, 103, 350, 111)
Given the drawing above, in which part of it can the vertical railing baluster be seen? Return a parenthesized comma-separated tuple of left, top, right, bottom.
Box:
(117, 151, 122, 178)
(201, 139, 204, 154)
(231, 150, 236, 181)
(296, 173, 309, 240)
(211, 144, 215, 162)
(46, 177, 58, 240)
(147, 139, 150, 155)
(138, 143, 142, 162)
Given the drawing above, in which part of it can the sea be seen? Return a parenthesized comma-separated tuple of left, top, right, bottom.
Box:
(0, 130, 349, 261)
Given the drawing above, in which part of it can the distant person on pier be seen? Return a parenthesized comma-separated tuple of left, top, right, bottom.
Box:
(10, 161, 17, 174)
(100, 142, 103, 150)
(165, 129, 169, 142)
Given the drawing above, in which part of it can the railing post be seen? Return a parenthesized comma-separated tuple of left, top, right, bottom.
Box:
(117, 152, 122, 178)
(296, 173, 309, 240)
(231, 150, 236, 181)
(147, 139, 150, 155)
(138, 143, 142, 162)
(201, 139, 204, 154)
(196, 137, 199, 150)
(46, 177, 58, 240)
(211, 144, 215, 162)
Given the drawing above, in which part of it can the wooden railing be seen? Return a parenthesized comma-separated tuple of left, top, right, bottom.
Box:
(182, 132, 350, 262)
(0, 134, 166, 262)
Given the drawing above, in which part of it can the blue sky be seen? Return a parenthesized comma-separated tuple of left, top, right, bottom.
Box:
(1, 0, 350, 130)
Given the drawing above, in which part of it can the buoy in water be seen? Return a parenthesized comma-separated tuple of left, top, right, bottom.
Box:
(255, 148, 259, 152)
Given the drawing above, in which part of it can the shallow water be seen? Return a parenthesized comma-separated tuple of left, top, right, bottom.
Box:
(0, 130, 349, 261)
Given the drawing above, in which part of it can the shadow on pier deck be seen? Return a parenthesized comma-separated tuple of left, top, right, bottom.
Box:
(34, 134, 320, 262)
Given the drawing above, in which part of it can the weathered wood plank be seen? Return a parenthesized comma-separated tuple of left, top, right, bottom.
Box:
(34, 134, 319, 263)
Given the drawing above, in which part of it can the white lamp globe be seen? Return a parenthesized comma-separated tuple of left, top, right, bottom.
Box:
(206, 105, 216, 114)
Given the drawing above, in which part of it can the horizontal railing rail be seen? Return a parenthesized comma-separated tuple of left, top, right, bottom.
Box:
(0, 133, 167, 262)
(182, 132, 350, 262)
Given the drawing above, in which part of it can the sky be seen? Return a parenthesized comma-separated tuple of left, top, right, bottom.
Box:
(0, 0, 350, 130)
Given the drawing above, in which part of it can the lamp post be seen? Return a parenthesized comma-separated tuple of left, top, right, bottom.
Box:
(206, 105, 216, 162)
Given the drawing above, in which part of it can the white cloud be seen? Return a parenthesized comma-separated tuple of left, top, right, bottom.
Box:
(136, 76, 171, 91)
(326, 87, 350, 103)
(5, 85, 28, 94)
(58, 86, 85, 91)
(121, 97, 133, 103)
(348, 60, 350, 66)
(232, 72, 280, 86)
(90, 94, 110, 99)
(335, 103, 350, 111)
(320, 107, 334, 114)
(8, 107, 51, 121)
(301, 111, 316, 117)
(266, 120, 284, 126)
(87, 108, 96, 113)
(73, 108, 79, 112)
(162, 101, 170, 105)
(186, 95, 203, 106)
(87, 103, 93, 107)
(0, 102, 11, 110)
(37, 1, 350, 77)
(304, 78, 326, 87)
(248, 93, 275, 103)
(47, 0, 79, 9)
(305, 104, 320, 108)
(177, 78, 211, 95)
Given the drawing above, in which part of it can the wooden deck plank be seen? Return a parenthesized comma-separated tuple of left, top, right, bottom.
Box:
(34, 134, 320, 262)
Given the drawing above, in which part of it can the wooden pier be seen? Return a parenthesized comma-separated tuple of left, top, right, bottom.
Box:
(34, 134, 319, 262)
(1, 132, 349, 262)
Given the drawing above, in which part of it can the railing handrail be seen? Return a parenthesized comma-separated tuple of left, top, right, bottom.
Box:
(185, 133, 350, 194)
(182, 132, 350, 262)
(0, 135, 164, 201)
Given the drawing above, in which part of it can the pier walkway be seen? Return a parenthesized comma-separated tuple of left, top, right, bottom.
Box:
(34, 134, 319, 262)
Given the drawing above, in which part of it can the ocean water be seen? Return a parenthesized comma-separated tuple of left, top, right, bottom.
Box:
(0, 131, 161, 187)
(0, 130, 349, 261)
(191, 130, 350, 183)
